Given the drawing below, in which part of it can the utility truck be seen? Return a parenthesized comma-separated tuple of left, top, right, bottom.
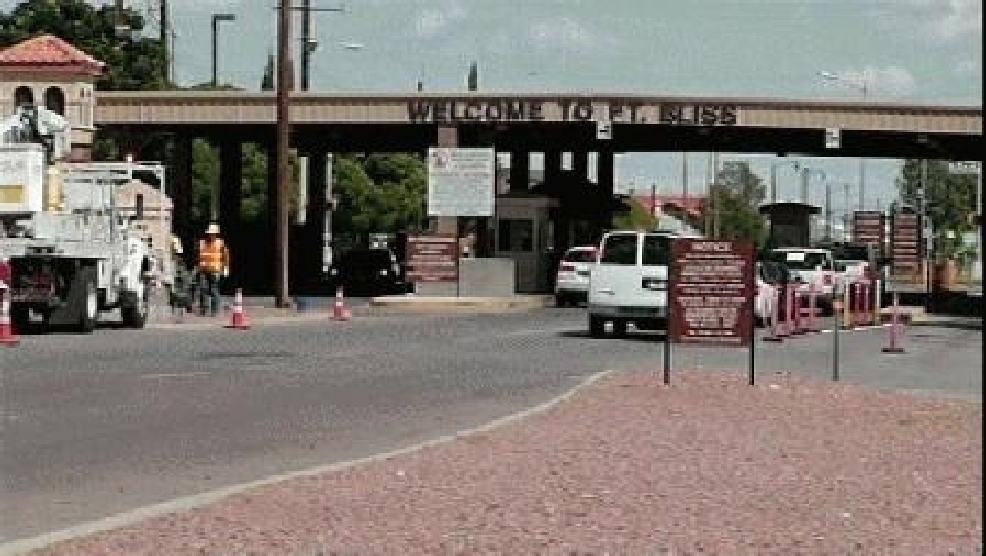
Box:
(0, 104, 171, 333)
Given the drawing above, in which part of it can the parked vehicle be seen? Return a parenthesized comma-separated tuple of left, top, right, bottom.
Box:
(554, 246, 598, 307)
(327, 247, 410, 297)
(586, 230, 681, 338)
(765, 247, 836, 314)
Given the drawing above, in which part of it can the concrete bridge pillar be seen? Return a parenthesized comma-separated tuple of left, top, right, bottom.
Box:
(544, 150, 562, 186)
(304, 150, 329, 290)
(597, 150, 614, 193)
(218, 139, 243, 288)
(572, 151, 588, 180)
(171, 135, 194, 258)
(509, 150, 529, 193)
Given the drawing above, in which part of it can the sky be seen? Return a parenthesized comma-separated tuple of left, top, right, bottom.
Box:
(2, 0, 982, 218)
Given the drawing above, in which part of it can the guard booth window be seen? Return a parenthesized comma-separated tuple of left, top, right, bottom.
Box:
(498, 219, 533, 251)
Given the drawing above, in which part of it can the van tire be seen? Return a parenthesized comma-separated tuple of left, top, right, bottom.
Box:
(612, 319, 628, 338)
(588, 315, 605, 338)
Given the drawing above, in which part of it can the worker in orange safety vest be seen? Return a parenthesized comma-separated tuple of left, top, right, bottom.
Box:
(196, 222, 230, 316)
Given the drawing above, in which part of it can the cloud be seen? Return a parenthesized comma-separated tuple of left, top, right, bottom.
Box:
(824, 66, 917, 97)
(414, 0, 467, 38)
(527, 16, 619, 53)
(953, 56, 980, 75)
(889, 0, 982, 42)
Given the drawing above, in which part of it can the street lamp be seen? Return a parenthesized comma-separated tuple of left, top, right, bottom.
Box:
(298, 0, 345, 91)
(211, 13, 236, 87)
(818, 70, 868, 212)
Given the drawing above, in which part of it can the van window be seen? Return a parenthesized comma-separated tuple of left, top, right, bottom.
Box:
(642, 235, 672, 265)
(599, 234, 637, 265)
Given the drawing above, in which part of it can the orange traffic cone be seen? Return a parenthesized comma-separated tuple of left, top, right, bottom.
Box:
(225, 288, 251, 330)
(1, 288, 20, 347)
(331, 286, 351, 321)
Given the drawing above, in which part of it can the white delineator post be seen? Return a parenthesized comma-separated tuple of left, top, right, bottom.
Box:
(882, 291, 905, 353)
(764, 286, 783, 342)
(807, 280, 820, 333)
(0, 286, 20, 347)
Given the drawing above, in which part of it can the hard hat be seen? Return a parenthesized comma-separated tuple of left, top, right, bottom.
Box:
(206, 223, 220, 235)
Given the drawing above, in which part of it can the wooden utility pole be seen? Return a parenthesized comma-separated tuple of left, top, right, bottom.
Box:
(274, 0, 292, 307)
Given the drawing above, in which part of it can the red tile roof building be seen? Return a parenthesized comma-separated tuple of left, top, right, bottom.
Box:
(0, 34, 105, 75)
(0, 35, 104, 161)
(632, 193, 707, 219)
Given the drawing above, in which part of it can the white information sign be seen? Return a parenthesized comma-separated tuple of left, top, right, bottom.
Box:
(427, 147, 495, 217)
(948, 161, 981, 174)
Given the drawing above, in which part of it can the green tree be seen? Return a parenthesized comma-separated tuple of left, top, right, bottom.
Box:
(612, 198, 657, 231)
(0, 0, 168, 91)
(710, 161, 768, 245)
(896, 159, 976, 260)
(333, 153, 428, 236)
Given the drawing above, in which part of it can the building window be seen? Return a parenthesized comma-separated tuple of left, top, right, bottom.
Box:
(497, 219, 534, 252)
(14, 86, 34, 107)
(45, 86, 66, 115)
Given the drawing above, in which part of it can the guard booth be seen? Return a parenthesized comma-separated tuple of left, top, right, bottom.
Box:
(758, 201, 821, 249)
(494, 194, 558, 293)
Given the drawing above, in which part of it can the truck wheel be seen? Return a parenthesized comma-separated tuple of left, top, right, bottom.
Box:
(612, 319, 628, 338)
(588, 315, 605, 338)
(121, 281, 150, 329)
(76, 269, 98, 334)
(11, 306, 32, 334)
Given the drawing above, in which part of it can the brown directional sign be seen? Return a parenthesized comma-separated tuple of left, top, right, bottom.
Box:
(853, 210, 885, 246)
(406, 235, 459, 283)
(670, 239, 755, 347)
(891, 212, 922, 274)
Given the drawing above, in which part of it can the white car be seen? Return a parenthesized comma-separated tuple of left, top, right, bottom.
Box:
(554, 246, 598, 307)
(587, 230, 682, 337)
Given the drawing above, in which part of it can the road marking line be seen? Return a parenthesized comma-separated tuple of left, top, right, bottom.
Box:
(139, 372, 212, 380)
(0, 369, 615, 556)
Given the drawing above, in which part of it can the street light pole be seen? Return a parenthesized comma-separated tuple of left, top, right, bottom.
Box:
(211, 13, 236, 87)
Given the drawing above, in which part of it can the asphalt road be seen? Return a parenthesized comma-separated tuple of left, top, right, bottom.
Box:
(0, 308, 980, 541)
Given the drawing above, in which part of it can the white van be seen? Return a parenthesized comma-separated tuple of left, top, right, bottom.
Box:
(587, 230, 683, 337)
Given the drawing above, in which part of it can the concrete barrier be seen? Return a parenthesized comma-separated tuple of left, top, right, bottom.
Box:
(368, 295, 552, 315)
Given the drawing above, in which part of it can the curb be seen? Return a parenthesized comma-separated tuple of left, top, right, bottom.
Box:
(0, 370, 615, 556)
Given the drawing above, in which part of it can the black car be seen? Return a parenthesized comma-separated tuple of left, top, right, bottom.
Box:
(327, 247, 410, 297)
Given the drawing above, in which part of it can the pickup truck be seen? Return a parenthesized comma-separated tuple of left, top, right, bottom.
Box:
(765, 247, 836, 314)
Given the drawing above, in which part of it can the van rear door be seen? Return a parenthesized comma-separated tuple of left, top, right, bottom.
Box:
(589, 232, 641, 307)
(589, 232, 670, 312)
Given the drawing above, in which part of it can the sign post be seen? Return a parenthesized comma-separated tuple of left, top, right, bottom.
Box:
(890, 210, 923, 287)
(670, 239, 756, 384)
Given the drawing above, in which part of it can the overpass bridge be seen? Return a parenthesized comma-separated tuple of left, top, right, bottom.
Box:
(93, 91, 981, 159)
(90, 91, 982, 295)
